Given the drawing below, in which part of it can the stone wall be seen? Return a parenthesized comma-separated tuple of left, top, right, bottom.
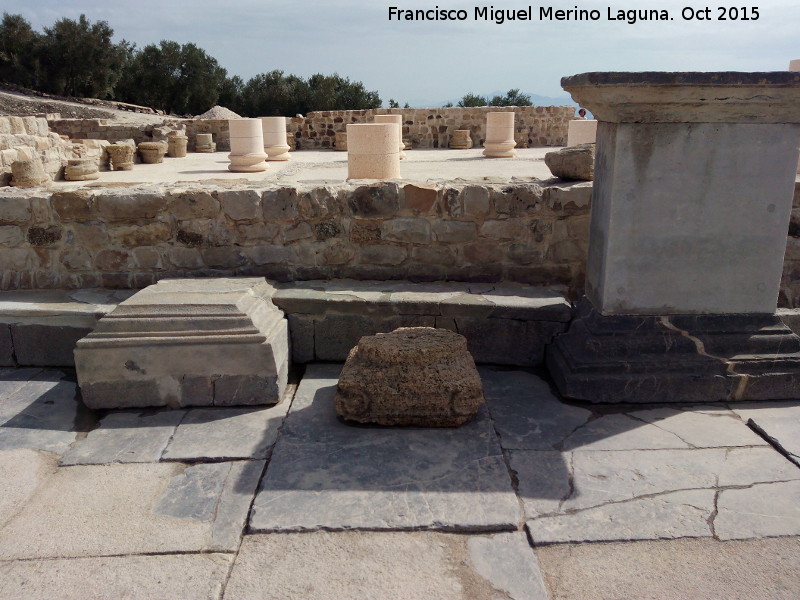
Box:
(287, 106, 574, 150)
(47, 118, 156, 146)
(0, 116, 76, 184)
(780, 179, 800, 306)
(0, 180, 591, 294)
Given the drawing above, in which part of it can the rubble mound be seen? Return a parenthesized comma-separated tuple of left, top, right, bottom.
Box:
(194, 105, 242, 120)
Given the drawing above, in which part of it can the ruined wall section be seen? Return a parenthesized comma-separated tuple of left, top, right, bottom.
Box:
(0, 116, 76, 184)
(0, 181, 590, 295)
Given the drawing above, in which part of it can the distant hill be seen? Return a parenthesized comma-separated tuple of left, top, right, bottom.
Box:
(420, 91, 577, 109)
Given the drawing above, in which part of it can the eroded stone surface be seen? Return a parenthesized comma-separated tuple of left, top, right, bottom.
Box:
(224, 531, 546, 600)
(251, 363, 518, 531)
(731, 402, 800, 466)
(716, 480, 800, 540)
(163, 404, 290, 461)
(60, 410, 186, 465)
(544, 143, 595, 180)
(0, 553, 232, 600)
(0, 460, 263, 559)
(335, 327, 484, 426)
(514, 447, 800, 543)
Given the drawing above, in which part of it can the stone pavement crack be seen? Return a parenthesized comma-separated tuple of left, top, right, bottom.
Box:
(624, 412, 697, 448)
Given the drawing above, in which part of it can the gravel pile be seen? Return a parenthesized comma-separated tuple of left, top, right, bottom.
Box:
(194, 105, 242, 119)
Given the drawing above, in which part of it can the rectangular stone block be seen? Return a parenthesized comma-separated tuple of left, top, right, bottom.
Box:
(0, 323, 13, 366)
(74, 278, 290, 409)
(10, 320, 94, 367)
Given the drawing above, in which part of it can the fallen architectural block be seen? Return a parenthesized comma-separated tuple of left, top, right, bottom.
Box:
(335, 327, 484, 426)
(10, 157, 50, 187)
(449, 129, 473, 149)
(74, 278, 289, 409)
(137, 142, 167, 164)
(194, 133, 216, 153)
(545, 144, 595, 181)
(106, 144, 135, 170)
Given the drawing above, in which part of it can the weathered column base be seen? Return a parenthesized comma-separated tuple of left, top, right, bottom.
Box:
(546, 298, 800, 404)
(74, 278, 290, 409)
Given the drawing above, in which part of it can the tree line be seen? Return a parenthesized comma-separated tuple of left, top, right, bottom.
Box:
(0, 13, 382, 116)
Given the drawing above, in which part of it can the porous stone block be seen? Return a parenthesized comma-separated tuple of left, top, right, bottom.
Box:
(544, 143, 595, 180)
(137, 141, 167, 164)
(74, 278, 290, 409)
(335, 327, 484, 426)
(10, 157, 50, 187)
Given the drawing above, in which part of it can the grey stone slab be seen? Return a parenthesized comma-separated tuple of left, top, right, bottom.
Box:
(0, 324, 13, 367)
(715, 480, 800, 540)
(224, 531, 546, 600)
(313, 314, 435, 361)
(528, 489, 716, 543)
(731, 402, 800, 465)
(481, 368, 591, 450)
(287, 313, 314, 362)
(10, 322, 93, 367)
(0, 449, 55, 528)
(60, 410, 186, 465)
(562, 413, 697, 451)
(162, 404, 290, 461)
(0, 373, 88, 454)
(536, 537, 800, 600)
(453, 317, 565, 366)
(513, 446, 800, 542)
(0, 460, 264, 559)
(250, 363, 519, 531)
(0, 553, 232, 600)
(630, 405, 769, 448)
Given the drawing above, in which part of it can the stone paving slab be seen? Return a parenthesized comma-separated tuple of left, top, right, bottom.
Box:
(163, 404, 290, 461)
(514, 447, 800, 543)
(0, 553, 232, 600)
(0, 460, 264, 559)
(0, 449, 55, 528)
(731, 402, 800, 466)
(0, 370, 90, 454)
(715, 480, 800, 540)
(224, 531, 547, 600)
(536, 537, 800, 600)
(60, 410, 186, 465)
(250, 363, 520, 532)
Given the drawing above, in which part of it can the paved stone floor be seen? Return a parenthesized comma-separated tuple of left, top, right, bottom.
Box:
(1, 364, 799, 599)
(53, 147, 557, 189)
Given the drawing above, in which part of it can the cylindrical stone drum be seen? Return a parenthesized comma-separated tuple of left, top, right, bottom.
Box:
(167, 135, 188, 158)
(106, 144, 135, 171)
(449, 129, 473, 149)
(260, 117, 291, 161)
(195, 133, 216, 153)
(374, 114, 406, 159)
(65, 158, 100, 181)
(483, 112, 517, 158)
(138, 142, 167, 164)
(228, 119, 268, 172)
(10, 157, 50, 187)
(346, 123, 401, 180)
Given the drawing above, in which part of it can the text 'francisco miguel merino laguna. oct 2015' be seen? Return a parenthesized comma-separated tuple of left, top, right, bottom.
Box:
(388, 5, 761, 25)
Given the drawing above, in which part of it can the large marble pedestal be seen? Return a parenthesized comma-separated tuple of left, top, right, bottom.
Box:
(74, 278, 289, 409)
(548, 71, 800, 403)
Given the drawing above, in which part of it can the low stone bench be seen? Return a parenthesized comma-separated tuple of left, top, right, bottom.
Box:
(0, 289, 131, 367)
(272, 280, 572, 367)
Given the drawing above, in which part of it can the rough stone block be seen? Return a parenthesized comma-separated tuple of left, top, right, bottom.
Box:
(74, 278, 290, 409)
(544, 143, 595, 180)
(335, 327, 484, 426)
(381, 217, 431, 244)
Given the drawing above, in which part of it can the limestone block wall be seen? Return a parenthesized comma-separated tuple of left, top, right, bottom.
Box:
(287, 106, 575, 150)
(47, 119, 156, 146)
(0, 116, 76, 184)
(0, 180, 591, 293)
(178, 120, 231, 151)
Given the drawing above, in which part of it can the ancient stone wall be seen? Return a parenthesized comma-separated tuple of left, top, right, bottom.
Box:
(287, 106, 574, 150)
(780, 180, 800, 306)
(0, 116, 76, 184)
(0, 180, 591, 294)
(47, 119, 155, 146)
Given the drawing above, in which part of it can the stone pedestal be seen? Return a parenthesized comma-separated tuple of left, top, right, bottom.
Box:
(138, 142, 167, 164)
(483, 112, 516, 158)
(346, 123, 401, 180)
(10, 157, 50, 187)
(167, 134, 188, 158)
(228, 119, 268, 172)
(64, 158, 100, 181)
(106, 144, 135, 170)
(449, 129, 473, 149)
(335, 131, 348, 151)
(374, 114, 406, 159)
(547, 71, 800, 403)
(260, 117, 291, 161)
(74, 278, 290, 409)
(567, 119, 597, 146)
(195, 133, 216, 153)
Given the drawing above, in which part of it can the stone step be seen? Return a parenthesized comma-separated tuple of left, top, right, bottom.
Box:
(272, 280, 572, 367)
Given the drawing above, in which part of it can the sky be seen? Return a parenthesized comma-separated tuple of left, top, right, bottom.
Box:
(3, 0, 798, 107)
